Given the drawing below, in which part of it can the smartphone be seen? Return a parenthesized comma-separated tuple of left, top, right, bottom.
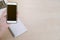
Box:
(7, 2, 17, 23)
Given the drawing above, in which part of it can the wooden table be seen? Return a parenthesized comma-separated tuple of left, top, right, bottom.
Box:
(2, 0, 60, 40)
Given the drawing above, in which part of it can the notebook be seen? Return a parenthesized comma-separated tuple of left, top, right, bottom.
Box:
(9, 18, 27, 37)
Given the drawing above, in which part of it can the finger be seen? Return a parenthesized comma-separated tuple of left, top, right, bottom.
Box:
(1, 9, 7, 18)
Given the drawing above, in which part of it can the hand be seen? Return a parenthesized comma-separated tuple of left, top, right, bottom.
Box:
(0, 10, 9, 38)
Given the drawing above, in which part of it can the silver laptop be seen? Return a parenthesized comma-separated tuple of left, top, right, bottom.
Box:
(0, 0, 6, 9)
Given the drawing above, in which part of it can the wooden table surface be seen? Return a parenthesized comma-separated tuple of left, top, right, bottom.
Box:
(2, 0, 60, 40)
